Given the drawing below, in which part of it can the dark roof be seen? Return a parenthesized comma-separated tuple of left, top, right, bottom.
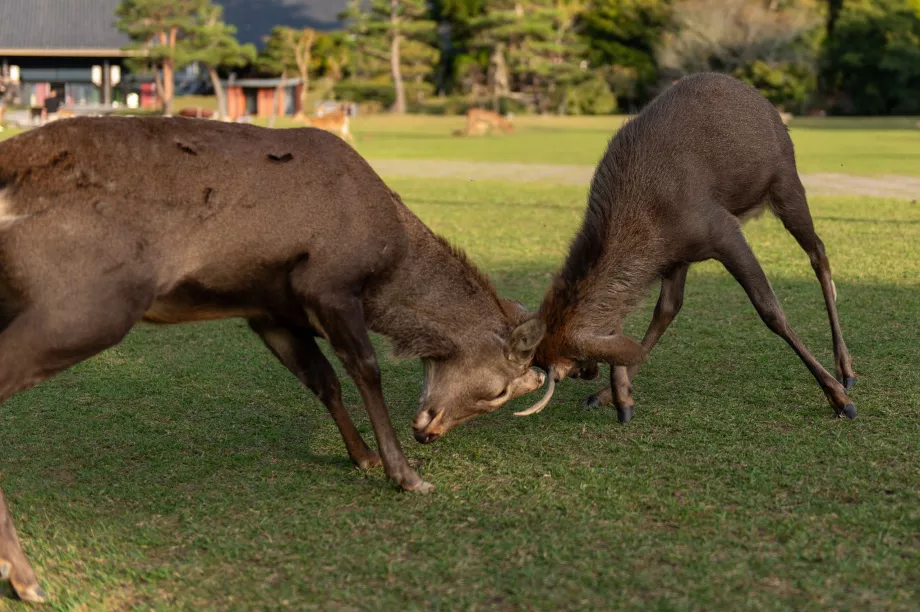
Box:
(216, 0, 347, 45)
(0, 0, 129, 51)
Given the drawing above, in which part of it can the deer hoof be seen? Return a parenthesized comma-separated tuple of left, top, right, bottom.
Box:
(12, 582, 47, 604)
(354, 451, 383, 470)
(839, 403, 857, 420)
(0, 560, 10, 580)
(582, 395, 601, 410)
(840, 377, 856, 391)
(403, 480, 435, 494)
(616, 406, 634, 424)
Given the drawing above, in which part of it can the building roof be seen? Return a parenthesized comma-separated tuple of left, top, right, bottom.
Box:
(216, 0, 347, 45)
(0, 0, 130, 54)
(222, 77, 304, 88)
(0, 0, 347, 58)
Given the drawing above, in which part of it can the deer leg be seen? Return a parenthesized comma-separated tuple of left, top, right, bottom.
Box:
(0, 296, 146, 603)
(248, 318, 381, 470)
(584, 263, 690, 416)
(290, 274, 432, 493)
(771, 174, 855, 390)
(715, 227, 855, 418)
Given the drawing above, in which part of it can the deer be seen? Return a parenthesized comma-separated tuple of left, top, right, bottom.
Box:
(454, 108, 515, 137)
(412, 72, 857, 445)
(299, 108, 354, 143)
(0, 116, 547, 602)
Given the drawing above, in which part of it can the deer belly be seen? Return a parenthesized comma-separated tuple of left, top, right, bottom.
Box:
(143, 297, 263, 324)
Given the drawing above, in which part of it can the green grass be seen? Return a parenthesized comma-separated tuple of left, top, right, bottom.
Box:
(336, 114, 920, 177)
(1, 115, 919, 608)
(1, 173, 918, 609)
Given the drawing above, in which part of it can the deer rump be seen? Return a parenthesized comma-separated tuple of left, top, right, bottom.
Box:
(520, 72, 856, 422)
(0, 116, 546, 603)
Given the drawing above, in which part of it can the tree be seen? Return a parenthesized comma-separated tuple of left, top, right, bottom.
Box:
(656, 0, 822, 109)
(468, 0, 589, 112)
(261, 27, 319, 119)
(342, 0, 439, 113)
(116, 0, 203, 115)
(185, 3, 256, 120)
(578, 0, 674, 104)
(821, 0, 920, 114)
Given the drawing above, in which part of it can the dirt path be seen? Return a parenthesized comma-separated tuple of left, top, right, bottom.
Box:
(370, 159, 920, 200)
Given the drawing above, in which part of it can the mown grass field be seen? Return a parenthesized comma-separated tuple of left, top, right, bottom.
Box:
(0, 115, 918, 609)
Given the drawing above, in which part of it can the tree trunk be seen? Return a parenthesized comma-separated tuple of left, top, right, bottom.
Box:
(162, 59, 174, 116)
(207, 66, 227, 121)
(300, 64, 310, 116)
(269, 71, 287, 128)
(153, 66, 166, 114)
(390, 0, 407, 114)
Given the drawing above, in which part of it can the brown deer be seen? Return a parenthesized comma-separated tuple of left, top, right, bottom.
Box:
(0, 116, 546, 602)
(413, 72, 856, 444)
(177, 107, 215, 119)
(300, 108, 354, 143)
(455, 108, 515, 137)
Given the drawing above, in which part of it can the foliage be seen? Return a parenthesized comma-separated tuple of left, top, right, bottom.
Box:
(579, 0, 674, 102)
(558, 73, 618, 114)
(465, 0, 591, 112)
(341, 0, 440, 113)
(184, 3, 255, 119)
(656, 0, 823, 110)
(115, 0, 206, 114)
(821, 0, 920, 114)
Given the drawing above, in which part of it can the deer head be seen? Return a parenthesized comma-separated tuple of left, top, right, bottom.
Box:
(412, 307, 546, 443)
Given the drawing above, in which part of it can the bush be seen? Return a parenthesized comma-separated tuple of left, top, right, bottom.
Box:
(821, 0, 920, 115)
(733, 60, 816, 111)
(560, 77, 618, 115)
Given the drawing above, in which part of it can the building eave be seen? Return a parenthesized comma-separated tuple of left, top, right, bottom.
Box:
(0, 48, 136, 58)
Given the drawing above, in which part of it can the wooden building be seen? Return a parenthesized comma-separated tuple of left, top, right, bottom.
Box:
(0, 0, 136, 109)
(225, 78, 305, 120)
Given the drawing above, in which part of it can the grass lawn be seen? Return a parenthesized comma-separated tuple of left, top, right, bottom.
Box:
(321, 114, 920, 177)
(0, 116, 918, 609)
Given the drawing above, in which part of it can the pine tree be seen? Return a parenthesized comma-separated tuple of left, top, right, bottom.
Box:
(185, 3, 256, 120)
(260, 27, 319, 120)
(115, 0, 205, 115)
(342, 0, 439, 113)
(470, 0, 588, 111)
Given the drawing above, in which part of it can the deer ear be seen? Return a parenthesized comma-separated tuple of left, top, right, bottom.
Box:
(576, 334, 646, 366)
(506, 318, 545, 364)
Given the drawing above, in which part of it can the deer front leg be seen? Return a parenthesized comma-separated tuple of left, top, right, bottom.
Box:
(584, 264, 689, 416)
(293, 283, 433, 493)
(249, 318, 381, 470)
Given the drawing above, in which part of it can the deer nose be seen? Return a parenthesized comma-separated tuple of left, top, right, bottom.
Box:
(414, 429, 441, 444)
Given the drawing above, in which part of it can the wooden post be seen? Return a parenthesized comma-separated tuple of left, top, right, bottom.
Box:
(103, 59, 111, 106)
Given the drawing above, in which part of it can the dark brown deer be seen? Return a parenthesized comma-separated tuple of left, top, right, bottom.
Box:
(0, 116, 546, 602)
(413, 72, 856, 444)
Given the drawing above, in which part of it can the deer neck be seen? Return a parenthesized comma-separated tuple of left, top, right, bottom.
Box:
(365, 202, 509, 360)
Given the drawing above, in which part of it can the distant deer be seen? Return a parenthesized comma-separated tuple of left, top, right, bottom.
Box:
(299, 107, 354, 143)
(0, 117, 546, 602)
(454, 108, 514, 137)
(415, 73, 856, 444)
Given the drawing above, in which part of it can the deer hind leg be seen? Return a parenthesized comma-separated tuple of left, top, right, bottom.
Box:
(770, 172, 855, 390)
(584, 263, 690, 423)
(715, 225, 855, 418)
(248, 318, 381, 470)
(289, 267, 432, 493)
(0, 293, 147, 603)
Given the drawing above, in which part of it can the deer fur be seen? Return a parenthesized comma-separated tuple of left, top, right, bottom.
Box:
(531, 72, 855, 423)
